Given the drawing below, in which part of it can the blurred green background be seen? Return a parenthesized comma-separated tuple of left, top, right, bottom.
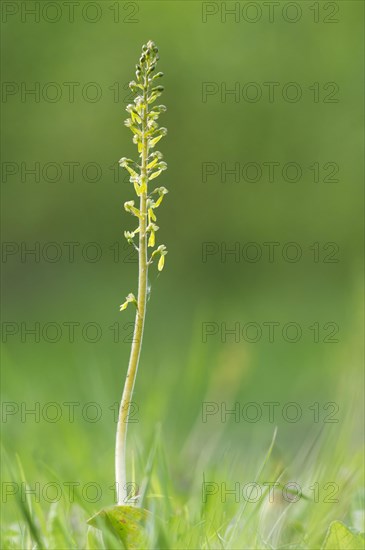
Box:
(1, 0, 364, 541)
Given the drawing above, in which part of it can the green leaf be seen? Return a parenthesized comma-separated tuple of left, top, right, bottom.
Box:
(87, 505, 149, 549)
(321, 521, 365, 550)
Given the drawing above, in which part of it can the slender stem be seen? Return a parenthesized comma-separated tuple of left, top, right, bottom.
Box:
(115, 76, 149, 506)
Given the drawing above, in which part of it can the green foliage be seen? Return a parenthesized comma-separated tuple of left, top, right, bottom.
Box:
(321, 521, 365, 550)
(87, 505, 149, 549)
(2, 392, 364, 550)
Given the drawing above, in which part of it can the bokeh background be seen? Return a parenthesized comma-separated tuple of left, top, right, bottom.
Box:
(1, 0, 364, 545)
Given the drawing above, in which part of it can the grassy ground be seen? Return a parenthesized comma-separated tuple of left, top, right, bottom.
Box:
(1, 430, 363, 549)
(1, 340, 364, 549)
